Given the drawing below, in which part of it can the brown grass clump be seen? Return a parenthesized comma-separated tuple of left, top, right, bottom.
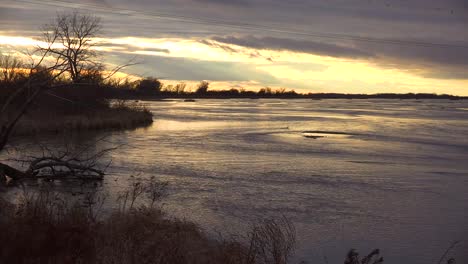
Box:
(0, 179, 297, 264)
(344, 249, 383, 264)
(12, 100, 153, 136)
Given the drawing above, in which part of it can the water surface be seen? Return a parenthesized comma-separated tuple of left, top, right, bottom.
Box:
(8, 99, 468, 263)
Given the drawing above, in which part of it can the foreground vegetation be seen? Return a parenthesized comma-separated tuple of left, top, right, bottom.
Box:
(0, 179, 390, 264)
(1, 180, 460, 264)
(0, 180, 299, 264)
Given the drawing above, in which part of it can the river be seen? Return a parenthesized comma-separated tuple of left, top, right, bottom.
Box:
(6, 99, 468, 263)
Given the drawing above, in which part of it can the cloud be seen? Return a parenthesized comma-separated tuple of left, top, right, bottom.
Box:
(198, 39, 239, 53)
(191, 0, 250, 6)
(1, 0, 468, 93)
(210, 35, 374, 59)
(360, 41, 468, 79)
(97, 41, 170, 53)
(107, 52, 282, 84)
(210, 35, 468, 80)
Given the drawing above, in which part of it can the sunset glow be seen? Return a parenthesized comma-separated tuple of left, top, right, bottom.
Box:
(1, 2, 468, 263)
(2, 34, 467, 94)
(1, 0, 467, 94)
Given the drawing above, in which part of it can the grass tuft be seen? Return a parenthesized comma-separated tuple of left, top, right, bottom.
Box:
(0, 180, 296, 264)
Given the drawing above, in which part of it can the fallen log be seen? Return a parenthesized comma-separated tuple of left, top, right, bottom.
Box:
(1, 137, 116, 183)
(0, 157, 104, 182)
(0, 163, 30, 180)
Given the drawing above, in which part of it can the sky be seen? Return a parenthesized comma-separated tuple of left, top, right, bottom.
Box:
(1, 0, 468, 95)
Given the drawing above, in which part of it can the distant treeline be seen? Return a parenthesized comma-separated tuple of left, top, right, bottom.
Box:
(0, 63, 465, 104)
(106, 78, 467, 100)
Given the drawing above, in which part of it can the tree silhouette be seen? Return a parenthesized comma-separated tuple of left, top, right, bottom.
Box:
(40, 11, 102, 83)
(196, 81, 209, 94)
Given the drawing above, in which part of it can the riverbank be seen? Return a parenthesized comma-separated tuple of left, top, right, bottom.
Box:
(11, 102, 153, 136)
(0, 182, 297, 264)
(112, 92, 468, 100)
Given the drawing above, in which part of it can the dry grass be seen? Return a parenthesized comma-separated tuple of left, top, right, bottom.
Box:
(12, 102, 153, 136)
(1, 180, 462, 264)
(344, 249, 383, 264)
(0, 179, 297, 264)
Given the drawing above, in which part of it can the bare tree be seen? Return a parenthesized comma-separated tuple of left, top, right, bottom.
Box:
(40, 11, 136, 84)
(0, 47, 68, 180)
(0, 52, 68, 153)
(0, 59, 117, 181)
(0, 54, 68, 181)
(41, 11, 102, 83)
(0, 12, 123, 183)
(196, 81, 209, 94)
(0, 55, 24, 84)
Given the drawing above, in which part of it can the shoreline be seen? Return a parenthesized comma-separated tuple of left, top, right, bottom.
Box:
(112, 95, 468, 101)
(12, 106, 153, 137)
(137, 97, 468, 101)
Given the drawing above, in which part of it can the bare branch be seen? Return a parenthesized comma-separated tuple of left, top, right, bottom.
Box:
(1, 136, 117, 182)
(437, 241, 460, 264)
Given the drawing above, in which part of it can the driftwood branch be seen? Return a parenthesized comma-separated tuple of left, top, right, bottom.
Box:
(0, 163, 30, 181)
(1, 137, 118, 182)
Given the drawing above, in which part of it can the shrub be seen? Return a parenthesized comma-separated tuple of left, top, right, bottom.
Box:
(136, 77, 162, 95)
(0, 180, 297, 264)
(196, 81, 210, 94)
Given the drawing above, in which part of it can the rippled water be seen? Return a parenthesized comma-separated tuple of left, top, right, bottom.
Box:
(7, 99, 468, 263)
